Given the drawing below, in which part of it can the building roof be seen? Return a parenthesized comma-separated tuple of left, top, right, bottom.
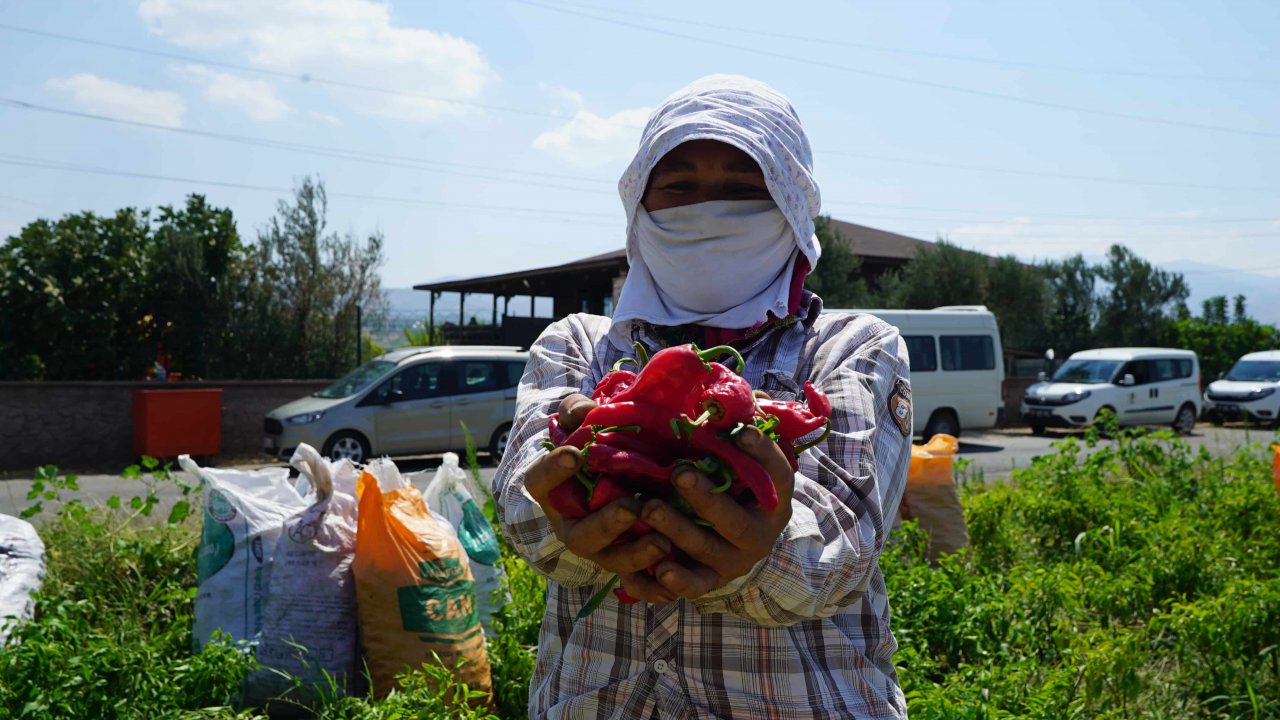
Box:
(413, 219, 932, 295)
(826, 218, 933, 261)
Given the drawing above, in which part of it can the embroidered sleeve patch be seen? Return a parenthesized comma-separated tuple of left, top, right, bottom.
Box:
(889, 378, 912, 436)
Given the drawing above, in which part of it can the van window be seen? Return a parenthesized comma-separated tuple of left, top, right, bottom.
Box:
(1118, 360, 1151, 385)
(375, 362, 444, 402)
(903, 335, 937, 372)
(506, 361, 526, 388)
(1151, 358, 1193, 382)
(940, 335, 995, 371)
(457, 361, 499, 394)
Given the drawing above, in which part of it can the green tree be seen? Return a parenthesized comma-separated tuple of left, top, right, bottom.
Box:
(1094, 244, 1189, 347)
(145, 196, 245, 379)
(985, 255, 1049, 351)
(1171, 295, 1280, 381)
(0, 209, 154, 380)
(805, 216, 872, 308)
(235, 177, 388, 378)
(876, 238, 989, 310)
(1041, 254, 1097, 356)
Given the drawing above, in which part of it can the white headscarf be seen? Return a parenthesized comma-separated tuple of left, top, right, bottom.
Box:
(611, 74, 822, 341)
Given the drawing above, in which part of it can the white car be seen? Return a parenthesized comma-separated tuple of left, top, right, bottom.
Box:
(1203, 350, 1280, 427)
(1021, 347, 1201, 435)
(263, 346, 529, 464)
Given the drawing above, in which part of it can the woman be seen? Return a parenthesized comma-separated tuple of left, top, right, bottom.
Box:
(493, 74, 911, 719)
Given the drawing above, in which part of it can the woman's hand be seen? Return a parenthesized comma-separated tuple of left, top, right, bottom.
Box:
(638, 424, 795, 599)
(524, 393, 677, 603)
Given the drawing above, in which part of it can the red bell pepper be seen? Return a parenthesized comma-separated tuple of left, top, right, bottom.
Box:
(547, 477, 591, 518)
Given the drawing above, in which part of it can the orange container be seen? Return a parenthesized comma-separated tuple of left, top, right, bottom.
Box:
(1272, 444, 1280, 498)
(132, 388, 222, 458)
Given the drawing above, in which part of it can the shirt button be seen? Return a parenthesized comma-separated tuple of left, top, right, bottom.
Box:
(653, 659, 670, 674)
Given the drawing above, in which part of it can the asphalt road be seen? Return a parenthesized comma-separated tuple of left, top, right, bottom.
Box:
(2, 424, 1274, 519)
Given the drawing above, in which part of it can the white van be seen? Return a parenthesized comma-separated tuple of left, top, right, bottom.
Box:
(826, 306, 1005, 438)
(1203, 350, 1280, 427)
(1021, 347, 1201, 435)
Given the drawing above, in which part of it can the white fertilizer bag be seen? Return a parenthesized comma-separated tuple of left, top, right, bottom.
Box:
(0, 514, 45, 646)
(246, 444, 359, 712)
(422, 453, 508, 636)
(179, 455, 306, 651)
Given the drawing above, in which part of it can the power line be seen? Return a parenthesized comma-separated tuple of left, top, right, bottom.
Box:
(0, 154, 620, 225)
(0, 22, 564, 120)
(525, 0, 1277, 84)
(511, 0, 1280, 140)
(9, 98, 1280, 229)
(0, 98, 613, 195)
(824, 150, 1280, 194)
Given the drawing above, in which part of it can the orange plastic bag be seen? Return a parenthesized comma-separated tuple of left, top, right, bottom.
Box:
(902, 434, 969, 560)
(353, 462, 492, 701)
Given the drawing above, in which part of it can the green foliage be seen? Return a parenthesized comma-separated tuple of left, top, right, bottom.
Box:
(1172, 295, 1280, 381)
(0, 178, 387, 381)
(877, 239, 990, 309)
(6, 434, 1277, 718)
(804, 216, 872, 308)
(890, 429, 1280, 719)
(1094, 244, 1190, 348)
(403, 323, 448, 347)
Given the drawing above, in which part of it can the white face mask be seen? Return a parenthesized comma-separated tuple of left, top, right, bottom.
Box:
(632, 199, 797, 320)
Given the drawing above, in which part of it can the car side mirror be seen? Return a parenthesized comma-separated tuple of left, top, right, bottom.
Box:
(1119, 374, 1135, 387)
(1037, 371, 1047, 382)
(387, 389, 405, 403)
(1218, 371, 1225, 380)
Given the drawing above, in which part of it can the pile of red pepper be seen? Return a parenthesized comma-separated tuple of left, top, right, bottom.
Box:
(542, 342, 831, 608)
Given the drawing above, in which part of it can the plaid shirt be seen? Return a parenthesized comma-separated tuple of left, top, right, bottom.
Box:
(493, 295, 911, 719)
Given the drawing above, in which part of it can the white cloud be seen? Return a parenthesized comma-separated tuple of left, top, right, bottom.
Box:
(176, 64, 289, 121)
(533, 101, 651, 168)
(45, 73, 185, 127)
(137, 0, 495, 123)
(309, 111, 341, 125)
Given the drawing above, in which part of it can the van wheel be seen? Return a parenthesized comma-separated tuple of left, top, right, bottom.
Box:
(322, 431, 371, 464)
(489, 423, 513, 465)
(1173, 403, 1197, 435)
(923, 409, 960, 440)
(1030, 424, 1046, 436)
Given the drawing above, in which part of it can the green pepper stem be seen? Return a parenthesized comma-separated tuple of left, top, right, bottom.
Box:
(792, 419, 832, 454)
(632, 342, 650, 368)
(709, 472, 733, 493)
(612, 357, 639, 372)
(697, 344, 745, 373)
(578, 575, 620, 620)
(539, 440, 557, 452)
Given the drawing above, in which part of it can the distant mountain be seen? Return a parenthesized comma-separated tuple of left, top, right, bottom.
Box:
(1160, 260, 1280, 325)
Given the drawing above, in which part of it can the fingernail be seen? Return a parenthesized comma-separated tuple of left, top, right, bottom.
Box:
(675, 470, 697, 489)
(741, 427, 762, 448)
(615, 507, 635, 523)
(659, 569, 677, 585)
(646, 508, 666, 523)
(559, 452, 577, 470)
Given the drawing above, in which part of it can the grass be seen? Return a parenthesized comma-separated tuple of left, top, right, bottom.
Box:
(1, 427, 1277, 718)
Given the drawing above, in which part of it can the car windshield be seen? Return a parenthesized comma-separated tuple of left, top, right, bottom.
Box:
(1225, 360, 1280, 382)
(315, 360, 396, 398)
(1051, 359, 1123, 384)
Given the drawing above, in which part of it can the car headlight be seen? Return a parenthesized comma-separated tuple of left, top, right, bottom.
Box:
(285, 411, 326, 425)
(1247, 388, 1276, 400)
(1060, 390, 1091, 404)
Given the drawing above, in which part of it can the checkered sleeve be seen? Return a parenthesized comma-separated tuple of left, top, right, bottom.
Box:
(491, 315, 612, 588)
(693, 317, 912, 626)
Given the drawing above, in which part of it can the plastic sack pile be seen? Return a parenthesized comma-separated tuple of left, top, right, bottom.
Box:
(180, 446, 505, 713)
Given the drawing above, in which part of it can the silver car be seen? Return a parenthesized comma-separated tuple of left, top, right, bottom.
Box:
(263, 346, 529, 464)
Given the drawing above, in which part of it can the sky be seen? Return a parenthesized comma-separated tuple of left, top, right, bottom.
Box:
(1, 0, 1278, 321)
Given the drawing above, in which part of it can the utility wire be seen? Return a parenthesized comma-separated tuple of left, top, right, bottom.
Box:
(825, 150, 1280, 194)
(526, 0, 1277, 84)
(0, 98, 613, 195)
(0, 154, 620, 225)
(7, 98, 1279, 227)
(510, 0, 1280, 140)
(0, 22, 564, 120)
